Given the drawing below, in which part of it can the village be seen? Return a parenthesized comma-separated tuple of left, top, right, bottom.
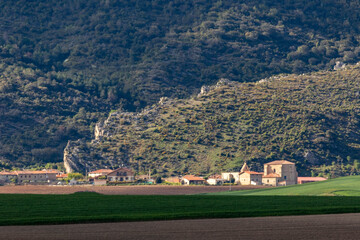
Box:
(0, 160, 327, 187)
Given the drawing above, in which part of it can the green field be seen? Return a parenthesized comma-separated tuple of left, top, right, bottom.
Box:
(1, 193, 360, 226)
(211, 175, 360, 196)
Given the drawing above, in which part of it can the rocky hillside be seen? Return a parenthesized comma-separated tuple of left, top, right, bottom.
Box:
(64, 65, 360, 177)
(3, 0, 360, 169)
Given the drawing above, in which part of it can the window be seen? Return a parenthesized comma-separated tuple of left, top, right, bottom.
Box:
(284, 176, 287, 179)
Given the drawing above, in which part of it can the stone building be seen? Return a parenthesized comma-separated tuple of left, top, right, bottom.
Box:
(222, 162, 263, 185)
(207, 175, 225, 185)
(107, 167, 135, 182)
(221, 162, 252, 183)
(0, 169, 59, 184)
(262, 160, 298, 186)
(222, 160, 298, 186)
(239, 171, 263, 185)
(0, 172, 17, 183)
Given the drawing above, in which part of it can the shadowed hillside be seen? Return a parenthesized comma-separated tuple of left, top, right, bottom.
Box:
(3, 0, 360, 169)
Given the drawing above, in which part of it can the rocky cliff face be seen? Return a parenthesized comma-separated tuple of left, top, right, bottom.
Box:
(63, 79, 228, 173)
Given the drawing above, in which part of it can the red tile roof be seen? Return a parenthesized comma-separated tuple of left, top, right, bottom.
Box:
(89, 169, 113, 174)
(265, 160, 295, 165)
(263, 173, 281, 178)
(15, 169, 58, 174)
(182, 175, 205, 181)
(56, 173, 68, 178)
(298, 177, 327, 181)
(0, 172, 17, 175)
(242, 171, 264, 175)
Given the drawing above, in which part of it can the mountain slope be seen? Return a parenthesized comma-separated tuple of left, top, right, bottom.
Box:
(3, 0, 360, 168)
(64, 66, 360, 176)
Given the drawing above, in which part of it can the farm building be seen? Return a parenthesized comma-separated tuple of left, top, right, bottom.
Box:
(181, 175, 205, 185)
(262, 160, 298, 186)
(0, 169, 59, 184)
(222, 160, 298, 186)
(239, 171, 263, 185)
(297, 177, 327, 184)
(207, 175, 225, 185)
(0, 172, 17, 183)
(222, 162, 263, 185)
(221, 172, 241, 183)
(107, 167, 135, 183)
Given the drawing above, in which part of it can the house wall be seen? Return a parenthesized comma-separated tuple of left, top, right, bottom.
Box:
(181, 179, 190, 185)
(262, 177, 278, 186)
(17, 173, 57, 183)
(264, 163, 297, 186)
(239, 172, 251, 185)
(281, 164, 297, 185)
(221, 172, 240, 183)
(94, 179, 107, 186)
(264, 164, 283, 176)
(207, 179, 224, 185)
(250, 174, 262, 185)
(107, 175, 134, 182)
(107, 169, 135, 182)
(181, 179, 204, 185)
(190, 180, 204, 185)
(0, 174, 17, 183)
(239, 173, 262, 185)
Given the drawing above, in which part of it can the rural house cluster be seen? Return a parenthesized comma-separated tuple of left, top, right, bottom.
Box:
(0, 160, 327, 186)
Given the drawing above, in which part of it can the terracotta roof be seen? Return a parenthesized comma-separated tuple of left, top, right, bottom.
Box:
(107, 167, 134, 175)
(262, 173, 281, 178)
(265, 160, 295, 165)
(0, 172, 17, 175)
(89, 169, 113, 174)
(242, 171, 264, 175)
(182, 175, 205, 181)
(56, 173, 68, 178)
(15, 169, 58, 174)
(298, 177, 327, 181)
(164, 177, 181, 183)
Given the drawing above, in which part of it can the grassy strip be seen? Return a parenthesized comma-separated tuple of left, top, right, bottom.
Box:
(210, 176, 360, 196)
(0, 193, 360, 225)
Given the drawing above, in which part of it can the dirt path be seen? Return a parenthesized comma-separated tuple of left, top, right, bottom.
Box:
(1, 213, 359, 240)
(0, 185, 265, 195)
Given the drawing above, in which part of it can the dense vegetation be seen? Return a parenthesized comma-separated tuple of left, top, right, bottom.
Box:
(3, 0, 360, 168)
(71, 66, 360, 177)
(212, 175, 360, 196)
(1, 192, 360, 225)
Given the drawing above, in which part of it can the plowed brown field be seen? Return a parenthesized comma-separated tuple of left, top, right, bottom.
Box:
(0, 185, 266, 195)
(1, 213, 359, 240)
